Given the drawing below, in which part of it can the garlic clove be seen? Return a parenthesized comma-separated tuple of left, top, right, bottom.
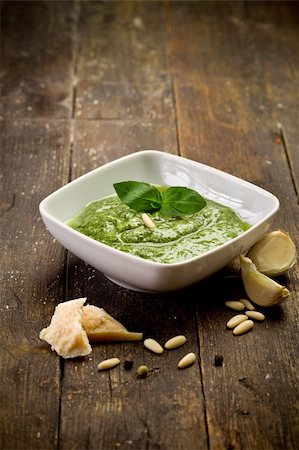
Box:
(240, 255, 290, 307)
(247, 230, 296, 277)
(226, 255, 241, 274)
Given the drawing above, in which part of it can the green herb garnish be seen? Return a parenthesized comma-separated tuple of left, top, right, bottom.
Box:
(113, 181, 161, 212)
(113, 181, 206, 216)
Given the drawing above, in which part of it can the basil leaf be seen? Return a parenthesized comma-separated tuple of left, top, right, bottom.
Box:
(160, 186, 206, 216)
(113, 181, 162, 212)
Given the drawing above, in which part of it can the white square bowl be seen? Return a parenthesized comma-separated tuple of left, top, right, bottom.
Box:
(39, 150, 279, 292)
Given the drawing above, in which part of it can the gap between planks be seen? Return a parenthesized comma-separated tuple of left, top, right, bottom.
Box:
(57, 1, 81, 448)
(277, 122, 299, 203)
(195, 311, 211, 450)
(164, 2, 181, 158)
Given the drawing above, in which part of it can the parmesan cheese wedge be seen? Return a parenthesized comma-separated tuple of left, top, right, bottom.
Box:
(39, 298, 92, 359)
(82, 305, 143, 342)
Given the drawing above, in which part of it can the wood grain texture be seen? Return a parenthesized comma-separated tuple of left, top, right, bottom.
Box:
(1, 1, 298, 449)
(280, 120, 299, 199)
(0, 1, 75, 118)
(59, 2, 207, 443)
(167, 2, 299, 449)
(61, 260, 208, 449)
(72, 119, 178, 178)
(75, 1, 172, 122)
(76, 1, 170, 85)
(0, 119, 71, 449)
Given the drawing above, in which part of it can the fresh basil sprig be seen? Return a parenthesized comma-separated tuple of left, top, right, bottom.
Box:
(113, 181, 206, 216)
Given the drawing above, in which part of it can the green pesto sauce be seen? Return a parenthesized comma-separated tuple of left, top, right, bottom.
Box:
(67, 194, 250, 264)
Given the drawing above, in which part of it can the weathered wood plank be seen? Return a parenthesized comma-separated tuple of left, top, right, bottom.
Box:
(166, 1, 299, 199)
(60, 128, 207, 448)
(59, 128, 207, 448)
(76, 82, 174, 121)
(75, 1, 172, 121)
(0, 119, 71, 449)
(76, 1, 169, 85)
(61, 264, 208, 449)
(1, 1, 298, 450)
(228, 1, 299, 199)
(279, 120, 299, 199)
(167, 2, 299, 449)
(0, 1, 75, 118)
(72, 119, 178, 179)
(196, 272, 299, 450)
(57, 2, 208, 449)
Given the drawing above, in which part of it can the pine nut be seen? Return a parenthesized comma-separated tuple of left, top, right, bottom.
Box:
(164, 335, 187, 350)
(144, 338, 164, 354)
(226, 314, 248, 329)
(141, 213, 156, 228)
(225, 301, 245, 311)
(137, 365, 149, 378)
(97, 357, 120, 371)
(245, 311, 265, 321)
(178, 352, 197, 369)
(233, 320, 254, 335)
(239, 299, 255, 311)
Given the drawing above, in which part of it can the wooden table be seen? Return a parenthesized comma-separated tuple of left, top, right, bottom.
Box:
(1, 2, 298, 449)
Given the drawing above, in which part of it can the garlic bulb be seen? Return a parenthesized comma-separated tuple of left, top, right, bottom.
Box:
(240, 255, 290, 307)
(247, 230, 296, 276)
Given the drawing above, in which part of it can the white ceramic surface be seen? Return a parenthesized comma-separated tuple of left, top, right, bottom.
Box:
(39, 150, 280, 292)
